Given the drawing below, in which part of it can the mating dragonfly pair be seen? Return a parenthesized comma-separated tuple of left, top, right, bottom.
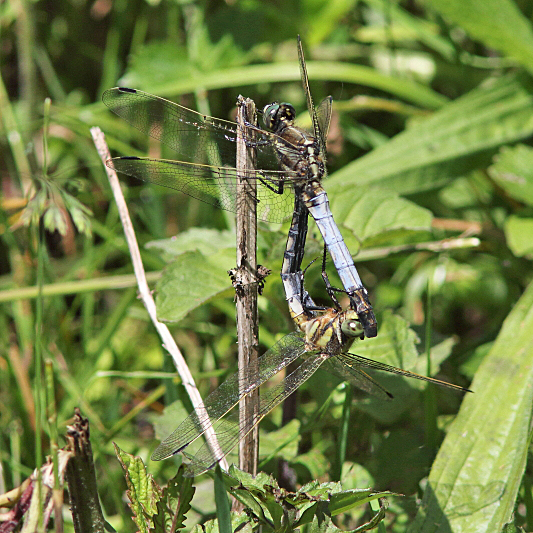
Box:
(103, 36, 469, 476)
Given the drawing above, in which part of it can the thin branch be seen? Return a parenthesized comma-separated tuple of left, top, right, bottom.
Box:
(90, 127, 227, 471)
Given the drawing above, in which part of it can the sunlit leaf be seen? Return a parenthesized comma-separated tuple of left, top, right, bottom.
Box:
(408, 279, 533, 531)
(489, 144, 533, 206)
(504, 216, 533, 257)
(327, 73, 533, 196)
(155, 248, 235, 322)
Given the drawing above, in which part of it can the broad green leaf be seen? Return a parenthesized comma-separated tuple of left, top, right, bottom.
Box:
(120, 36, 245, 89)
(408, 279, 533, 532)
(225, 466, 274, 493)
(488, 144, 533, 206)
(341, 462, 375, 491)
(118, 42, 194, 90)
(230, 487, 271, 525)
(504, 216, 533, 257)
(332, 187, 433, 241)
(114, 445, 161, 532)
(155, 249, 235, 322)
(327, 73, 533, 196)
(422, 0, 533, 76)
(146, 228, 235, 262)
(298, 480, 342, 499)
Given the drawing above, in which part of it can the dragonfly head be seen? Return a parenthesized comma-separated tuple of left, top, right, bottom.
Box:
(263, 102, 296, 131)
(340, 311, 364, 338)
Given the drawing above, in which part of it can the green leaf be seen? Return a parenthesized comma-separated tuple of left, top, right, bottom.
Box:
(114, 444, 161, 532)
(225, 466, 274, 493)
(332, 187, 433, 241)
(146, 228, 235, 262)
(329, 489, 389, 516)
(408, 279, 533, 532)
(151, 465, 195, 533)
(230, 487, 271, 526)
(155, 249, 235, 322)
(309, 513, 339, 533)
(192, 513, 252, 533)
(489, 144, 533, 206)
(259, 418, 301, 462)
(504, 216, 533, 257)
(151, 400, 190, 444)
(349, 311, 423, 422)
(422, 0, 533, 76)
(291, 447, 331, 480)
(137, 60, 447, 110)
(119, 42, 194, 89)
(327, 73, 533, 196)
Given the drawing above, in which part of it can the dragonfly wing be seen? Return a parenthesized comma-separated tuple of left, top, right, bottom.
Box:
(341, 352, 472, 393)
(297, 37, 330, 160)
(107, 156, 295, 223)
(316, 96, 333, 162)
(184, 351, 328, 476)
(151, 332, 308, 461)
(102, 87, 283, 169)
(324, 354, 393, 400)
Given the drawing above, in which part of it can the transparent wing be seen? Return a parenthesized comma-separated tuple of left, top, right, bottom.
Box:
(151, 332, 308, 462)
(339, 352, 471, 393)
(107, 157, 296, 223)
(316, 96, 333, 158)
(102, 87, 289, 171)
(324, 355, 394, 401)
(297, 36, 329, 160)
(183, 351, 328, 476)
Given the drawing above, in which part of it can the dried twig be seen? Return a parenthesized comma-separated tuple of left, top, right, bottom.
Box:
(90, 127, 227, 471)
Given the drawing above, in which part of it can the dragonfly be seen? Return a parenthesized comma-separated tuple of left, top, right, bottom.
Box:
(101, 37, 376, 337)
(152, 201, 470, 475)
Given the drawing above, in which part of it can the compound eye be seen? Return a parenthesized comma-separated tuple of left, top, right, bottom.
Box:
(341, 319, 364, 338)
(278, 103, 295, 123)
(262, 103, 280, 129)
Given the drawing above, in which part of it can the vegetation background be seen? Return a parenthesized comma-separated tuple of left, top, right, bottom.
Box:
(2, 0, 533, 531)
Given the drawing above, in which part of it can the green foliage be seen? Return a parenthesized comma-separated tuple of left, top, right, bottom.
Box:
(115, 447, 195, 532)
(408, 280, 533, 532)
(3, 0, 533, 530)
(224, 466, 390, 532)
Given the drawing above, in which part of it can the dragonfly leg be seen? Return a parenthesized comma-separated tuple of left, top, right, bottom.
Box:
(256, 172, 284, 195)
(297, 256, 330, 313)
(320, 244, 342, 311)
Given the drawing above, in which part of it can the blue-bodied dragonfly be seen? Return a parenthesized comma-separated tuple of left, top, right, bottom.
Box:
(102, 37, 376, 337)
(151, 198, 470, 475)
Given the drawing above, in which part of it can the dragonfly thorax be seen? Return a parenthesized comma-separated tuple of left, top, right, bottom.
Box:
(263, 102, 296, 132)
